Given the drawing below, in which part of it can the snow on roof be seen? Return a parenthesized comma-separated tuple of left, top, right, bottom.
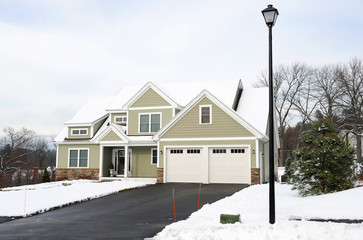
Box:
(236, 87, 269, 135)
(54, 127, 68, 142)
(106, 85, 144, 111)
(65, 97, 114, 124)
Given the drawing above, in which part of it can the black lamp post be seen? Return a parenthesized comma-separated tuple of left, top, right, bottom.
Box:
(261, 4, 279, 225)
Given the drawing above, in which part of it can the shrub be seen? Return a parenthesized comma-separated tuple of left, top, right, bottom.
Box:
(41, 168, 50, 183)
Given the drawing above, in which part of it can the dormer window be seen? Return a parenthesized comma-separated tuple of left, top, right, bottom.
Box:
(200, 105, 212, 124)
(115, 116, 127, 124)
(71, 128, 88, 136)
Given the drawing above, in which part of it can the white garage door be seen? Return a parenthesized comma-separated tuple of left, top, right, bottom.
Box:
(166, 148, 203, 183)
(209, 147, 250, 184)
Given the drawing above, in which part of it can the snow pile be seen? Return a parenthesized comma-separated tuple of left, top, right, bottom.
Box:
(0, 179, 155, 217)
(153, 184, 363, 240)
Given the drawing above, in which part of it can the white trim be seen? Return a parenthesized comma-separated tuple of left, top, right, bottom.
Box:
(151, 148, 158, 165)
(157, 141, 160, 168)
(70, 128, 88, 136)
(64, 123, 92, 127)
(129, 106, 174, 110)
(124, 146, 129, 178)
(138, 112, 162, 134)
(93, 124, 130, 143)
(256, 139, 259, 168)
(68, 148, 90, 168)
(55, 145, 59, 168)
(199, 104, 212, 125)
(159, 137, 258, 142)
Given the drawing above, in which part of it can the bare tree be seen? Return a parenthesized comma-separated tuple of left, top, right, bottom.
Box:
(0, 127, 35, 177)
(312, 65, 343, 125)
(337, 58, 363, 163)
(255, 62, 309, 166)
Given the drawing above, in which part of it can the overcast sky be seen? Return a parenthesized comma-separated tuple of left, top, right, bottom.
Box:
(0, 0, 362, 136)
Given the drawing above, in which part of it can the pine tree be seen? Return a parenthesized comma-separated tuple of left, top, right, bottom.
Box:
(290, 119, 356, 196)
(42, 168, 50, 183)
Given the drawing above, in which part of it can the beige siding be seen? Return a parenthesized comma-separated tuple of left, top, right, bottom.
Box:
(159, 139, 256, 168)
(93, 118, 106, 136)
(131, 88, 171, 108)
(101, 130, 123, 142)
(57, 144, 100, 168)
(162, 97, 254, 138)
(128, 109, 173, 135)
(68, 127, 91, 139)
(131, 147, 157, 177)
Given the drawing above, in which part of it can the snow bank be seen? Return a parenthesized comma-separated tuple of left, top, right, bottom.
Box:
(153, 183, 363, 240)
(0, 179, 155, 217)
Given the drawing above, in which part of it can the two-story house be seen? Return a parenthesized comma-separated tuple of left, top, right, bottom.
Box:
(54, 81, 279, 184)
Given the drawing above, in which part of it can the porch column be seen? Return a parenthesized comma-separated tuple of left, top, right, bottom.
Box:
(124, 145, 129, 178)
(99, 145, 104, 178)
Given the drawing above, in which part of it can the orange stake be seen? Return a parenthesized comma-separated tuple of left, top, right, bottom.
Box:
(172, 187, 176, 222)
(197, 182, 201, 210)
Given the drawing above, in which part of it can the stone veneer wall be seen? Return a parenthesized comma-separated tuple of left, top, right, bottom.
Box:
(157, 168, 164, 183)
(251, 168, 260, 185)
(56, 168, 99, 181)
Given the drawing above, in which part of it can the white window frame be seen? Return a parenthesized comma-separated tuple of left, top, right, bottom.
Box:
(68, 148, 89, 168)
(151, 148, 158, 165)
(71, 128, 88, 136)
(199, 105, 212, 125)
(138, 112, 162, 133)
(114, 116, 127, 123)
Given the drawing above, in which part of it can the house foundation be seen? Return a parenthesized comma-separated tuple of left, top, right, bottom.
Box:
(251, 168, 260, 184)
(56, 168, 99, 181)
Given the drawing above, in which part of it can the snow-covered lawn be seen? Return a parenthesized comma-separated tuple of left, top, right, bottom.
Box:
(0, 179, 155, 217)
(153, 183, 363, 240)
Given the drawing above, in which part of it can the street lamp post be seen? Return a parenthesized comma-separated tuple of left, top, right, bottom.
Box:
(261, 4, 279, 225)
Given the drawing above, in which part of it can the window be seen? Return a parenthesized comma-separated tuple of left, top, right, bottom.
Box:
(71, 128, 88, 136)
(69, 149, 88, 167)
(139, 113, 161, 133)
(151, 148, 158, 165)
(187, 149, 200, 154)
(231, 148, 245, 154)
(212, 149, 226, 154)
(170, 149, 183, 154)
(200, 105, 212, 124)
(115, 116, 127, 123)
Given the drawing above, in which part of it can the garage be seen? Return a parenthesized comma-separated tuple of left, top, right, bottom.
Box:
(209, 147, 250, 184)
(166, 148, 203, 182)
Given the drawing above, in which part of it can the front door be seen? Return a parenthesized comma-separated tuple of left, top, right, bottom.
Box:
(113, 149, 132, 176)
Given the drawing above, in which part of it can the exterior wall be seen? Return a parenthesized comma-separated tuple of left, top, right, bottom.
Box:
(162, 97, 254, 139)
(101, 130, 123, 142)
(94, 118, 106, 135)
(67, 127, 91, 139)
(130, 88, 171, 108)
(251, 168, 260, 185)
(159, 139, 257, 168)
(56, 168, 99, 181)
(130, 146, 157, 177)
(128, 108, 173, 135)
(57, 144, 100, 169)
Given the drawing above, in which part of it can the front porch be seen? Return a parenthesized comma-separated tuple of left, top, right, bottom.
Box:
(100, 145, 158, 179)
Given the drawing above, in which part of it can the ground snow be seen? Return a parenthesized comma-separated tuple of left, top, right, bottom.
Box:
(153, 183, 363, 240)
(0, 179, 155, 217)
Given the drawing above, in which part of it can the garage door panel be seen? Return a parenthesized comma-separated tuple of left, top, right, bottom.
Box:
(209, 148, 250, 184)
(166, 148, 203, 183)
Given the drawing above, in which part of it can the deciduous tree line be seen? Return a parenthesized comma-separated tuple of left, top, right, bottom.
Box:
(255, 58, 363, 166)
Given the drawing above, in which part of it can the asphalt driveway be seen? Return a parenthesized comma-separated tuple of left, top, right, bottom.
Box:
(0, 183, 248, 240)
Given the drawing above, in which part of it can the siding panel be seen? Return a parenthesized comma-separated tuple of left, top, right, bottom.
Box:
(131, 88, 171, 108)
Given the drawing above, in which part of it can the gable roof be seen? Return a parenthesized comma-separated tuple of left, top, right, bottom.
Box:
(64, 97, 113, 125)
(153, 89, 267, 140)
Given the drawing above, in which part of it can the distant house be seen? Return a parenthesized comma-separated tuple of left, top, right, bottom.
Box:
(54, 81, 279, 184)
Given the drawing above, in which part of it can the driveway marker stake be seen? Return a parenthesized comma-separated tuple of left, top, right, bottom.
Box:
(172, 187, 176, 222)
(197, 182, 201, 210)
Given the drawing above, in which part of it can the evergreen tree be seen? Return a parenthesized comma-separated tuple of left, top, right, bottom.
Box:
(290, 119, 356, 196)
(41, 168, 50, 183)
